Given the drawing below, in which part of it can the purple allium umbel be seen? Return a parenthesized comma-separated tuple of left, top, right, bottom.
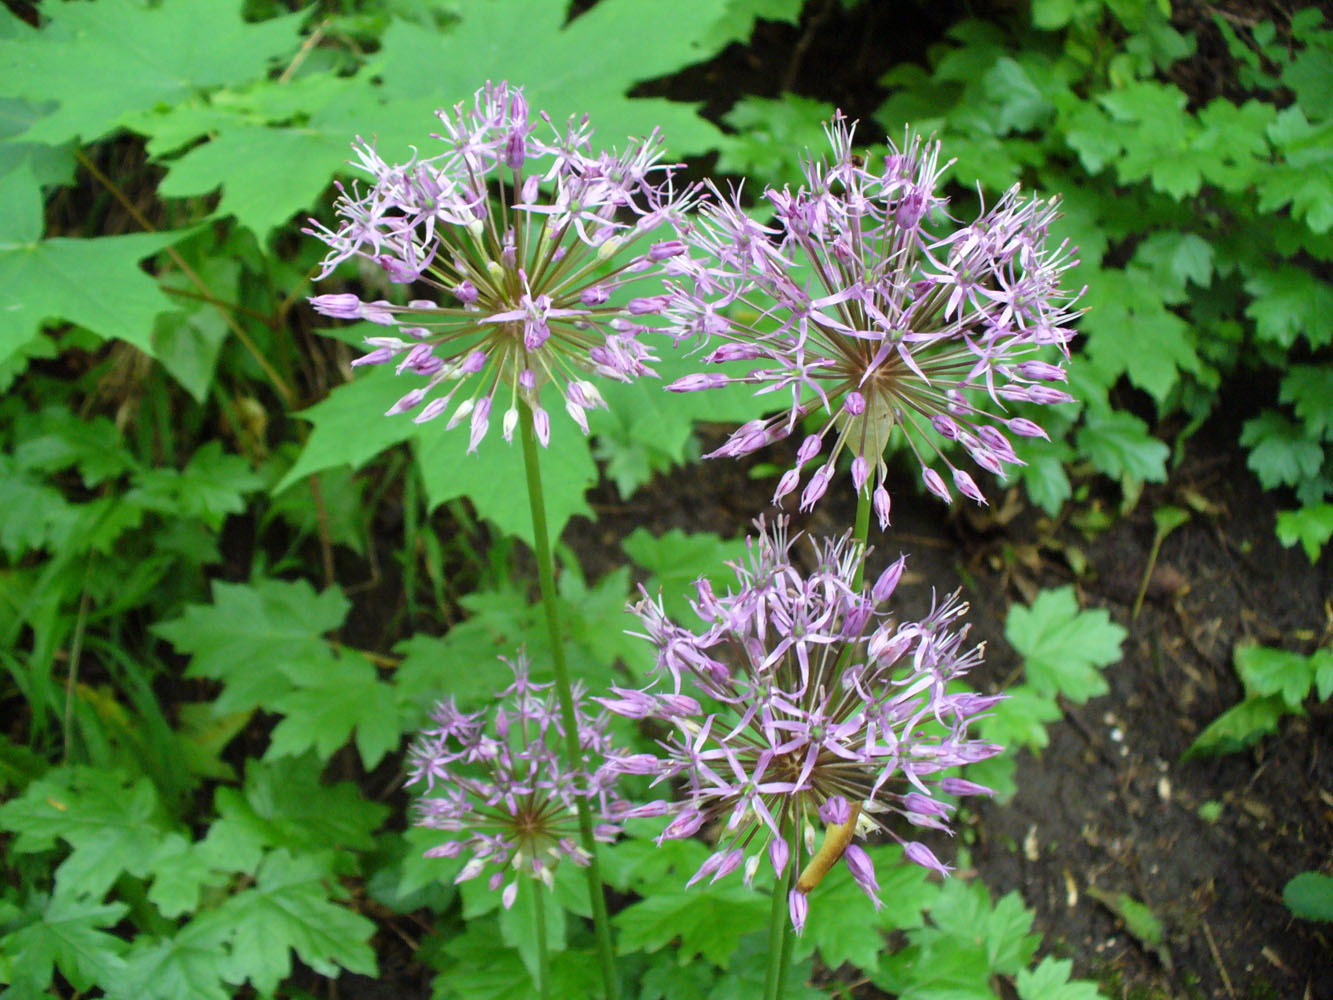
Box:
(409, 651, 628, 908)
(662, 116, 1084, 524)
(307, 81, 697, 450)
(598, 519, 1001, 932)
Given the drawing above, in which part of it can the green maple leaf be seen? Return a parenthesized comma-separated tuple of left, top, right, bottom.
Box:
(0, 455, 72, 559)
(0, 894, 128, 995)
(153, 578, 350, 714)
(1276, 502, 1333, 562)
(213, 755, 388, 857)
(117, 910, 234, 1000)
(152, 250, 240, 402)
(1243, 265, 1333, 349)
(587, 343, 770, 498)
(622, 527, 747, 624)
(1081, 265, 1202, 403)
(708, 936, 824, 1000)
(130, 440, 264, 530)
(278, 358, 419, 490)
(1261, 108, 1333, 233)
(414, 404, 597, 547)
(155, 74, 434, 243)
(1016, 435, 1075, 514)
(1194, 98, 1274, 193)
(1240, 411, 1325, 490)
(1131, 232, 1214, 298)
(719, 94, 837, 183)
(375, 0, 737, 160)
(1075, 410, 1169, 483)
(145, 833, 229, 919)
(371, 824, 463, 911)
(980, 686, 1062, 750)
(922, 879, 1039, 976)
(614, 883, 769, 967)
(1005, 587, 1126, 703)
(0, 767, 171, 900)
(1282, 365, 1333, 440)
(282, 361, 597, 545)
(13, 406, 136, 486)
(393, 622, 527, 715)
(704, 0, 805, 47)
(1096, 80, 1215, 198)
(601, 819, 712, 893)
(1234, 642, 1328, 708)
(639, 953, 718, 1000)
(1016, 957, 1102, 1000)
(215, 849, 377, 995)
(398, 568, 649, 717)
(266, 646, 403, 769)
(557, 564, 655, 684)
(0, 165, 188, 366)
(0, 0, 304, 145)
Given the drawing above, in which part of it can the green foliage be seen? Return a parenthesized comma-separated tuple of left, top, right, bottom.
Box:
(0, 767, 170, 900)
(869, 1, 1333, 547)
(871, 878, 1042, 1000)
(1005, 587, 1126, 702)
(621, 527, 748, 622)
(0, 894, 130, 998)
(0, 167, 190, 366)
(970, 587, 1126, 800)
(1185, 641, 1333, 758)
(615, 882, 770, 967)
(212, 850, 378, 994)
(0, 0, 305, 147)
(2, 0, 1301, 995)
(0, 759, 383, 998)
(1276, 501, 1333, 562)
(719, 95, 838, 185)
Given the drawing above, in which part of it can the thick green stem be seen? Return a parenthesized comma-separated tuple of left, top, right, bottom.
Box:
(774, 893, 797, 1000)
(519, 408, 619, 1000)
(763, 820, 800, 1000)
(851, 484, 873, 592)
(534, 881, 551, 1000)
(766, 486, 873, 1000)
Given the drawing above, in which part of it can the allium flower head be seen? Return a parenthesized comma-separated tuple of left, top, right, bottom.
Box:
(598, 519, 1002, 930)
(663, 116, 1084, 522)
(307, 81, 697, 450)
(409, 650, 627, 908)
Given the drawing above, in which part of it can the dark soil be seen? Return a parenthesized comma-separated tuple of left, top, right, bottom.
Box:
(565, 410, 1333, 1000)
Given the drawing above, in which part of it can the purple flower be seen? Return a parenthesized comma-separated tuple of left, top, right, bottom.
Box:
(409, 650, 628, 908)
(662, 116, 1084, 522)
(306, 81, 698, 451)
(598, 518, 1001, 928)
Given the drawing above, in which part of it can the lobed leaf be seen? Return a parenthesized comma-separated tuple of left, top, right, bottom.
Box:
(1005, 587, 1126, 704)
(0, 0, 304, 145)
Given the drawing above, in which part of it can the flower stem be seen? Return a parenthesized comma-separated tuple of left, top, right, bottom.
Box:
(851, 485, 873, 592)
(763, 820, 800, 1000)
(534, 881, 551, 1000)
(519, 407, 619, 1000)
(768, 486, 873, 1000)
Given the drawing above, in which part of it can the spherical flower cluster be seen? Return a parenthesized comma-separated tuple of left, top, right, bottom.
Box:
(409, 651, 628, 908)
(598, 519, 1002, 931)
(662, 116, 1084, 523)
(307, 81, 697, 451)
